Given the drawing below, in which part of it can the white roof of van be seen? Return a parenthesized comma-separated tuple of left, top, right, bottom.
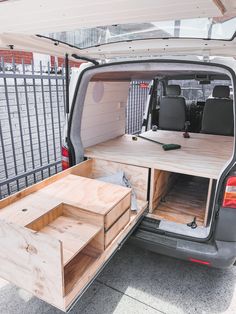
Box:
(0, 0, 234, 34)
(0, 0, 235, 61)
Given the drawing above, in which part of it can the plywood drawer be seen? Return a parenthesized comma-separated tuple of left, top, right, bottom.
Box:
(70, 158, 149, 203)
(0, 171, 132, 311)
(104, 193, 131, 230)
(105, 208, 130, 247)
(0, 203, 105, 311)
(0, 159, 148, 311)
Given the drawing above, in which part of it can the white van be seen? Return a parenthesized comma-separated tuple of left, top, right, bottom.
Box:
(0, 0, 236, 311)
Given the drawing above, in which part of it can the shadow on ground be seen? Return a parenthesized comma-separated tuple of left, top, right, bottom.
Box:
(97, 242, 236, 314)
(0, 242, 235, 314)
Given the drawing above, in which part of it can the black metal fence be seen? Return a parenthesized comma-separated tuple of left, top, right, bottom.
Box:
(0, 58, 150, 200)
(0, 58, 66, 199)
(126, 80, 150, 134)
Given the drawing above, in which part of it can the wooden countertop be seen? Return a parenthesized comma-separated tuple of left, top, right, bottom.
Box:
(85, 130, 234, 179)
(0, 174, 131, 226)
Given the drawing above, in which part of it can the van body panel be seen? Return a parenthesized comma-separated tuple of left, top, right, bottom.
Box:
(66, 58, 236, 268)
(131, 230, 236, 268)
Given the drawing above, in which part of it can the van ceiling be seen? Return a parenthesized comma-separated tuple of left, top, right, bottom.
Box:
(91, 71, 229, 81)
(0, 0, 232, 34)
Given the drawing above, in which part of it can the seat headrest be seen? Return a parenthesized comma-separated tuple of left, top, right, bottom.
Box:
(212, 85, 230, 98)
(166, 85, 181, 96)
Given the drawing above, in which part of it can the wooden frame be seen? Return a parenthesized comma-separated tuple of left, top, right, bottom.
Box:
(149, 170, 213, 227)
(85, 130, 233, 179)
(0, 158, 148, 311)
(84, 130, 233, 227)
(149, 169, 178, 212)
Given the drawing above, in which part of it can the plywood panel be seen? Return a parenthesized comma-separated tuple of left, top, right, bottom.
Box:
(0, 220, 64, 309)
(0, 160, 92, 211)
(204, 178, 214, 226)
(64, 253, 96, 296)
(0, 175, 131, 227)
(91, 158, 149, 201)
(62, 203, 104, 227)
(105, 209, 130, 247)
(85, 130, 233, 179)
(36, 215, 103, 266)
(41, 175, 131, 219)
(149, 169, 178, 212)
(81, 81, 129, 148)
(82, 129, 127, 149)
(64, 200, 147, 309)
(149, 175, 209, 226)
(104, 193, 131, 230)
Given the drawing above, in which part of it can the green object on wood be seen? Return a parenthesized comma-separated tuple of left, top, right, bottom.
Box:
(162, 143, 181, 151)
(138, 134, 181, 151)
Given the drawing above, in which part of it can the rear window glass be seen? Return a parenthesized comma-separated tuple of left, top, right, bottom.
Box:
(42, 17, 236, 49)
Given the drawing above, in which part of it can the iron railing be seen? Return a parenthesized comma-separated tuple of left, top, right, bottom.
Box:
(0, 58, 150, 199)
(126, 80, 150, 134)
(0, 57, 66, 199)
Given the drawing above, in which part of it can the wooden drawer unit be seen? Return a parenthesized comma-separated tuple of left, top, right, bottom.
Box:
(105, 208, 130, 247)
(75, 158, 149, 203)
(0, 159, 148, 311)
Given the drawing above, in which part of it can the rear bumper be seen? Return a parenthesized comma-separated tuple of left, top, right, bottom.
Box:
(131, 229, 236, 268)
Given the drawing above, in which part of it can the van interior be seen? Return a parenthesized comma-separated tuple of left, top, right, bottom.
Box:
(0, 61, 234, 310)
(72, 62, 234, 240)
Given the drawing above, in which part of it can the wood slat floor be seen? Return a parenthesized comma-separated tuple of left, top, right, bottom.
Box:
(151, 175, 209, 226)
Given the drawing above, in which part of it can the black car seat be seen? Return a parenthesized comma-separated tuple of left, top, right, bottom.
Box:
(201, 85, 233, 136)
(159, 85, 186, 131)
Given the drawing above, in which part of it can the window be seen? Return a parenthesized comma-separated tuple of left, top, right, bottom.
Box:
(168, 80, 232, 101)
(42, 17, 236, 49)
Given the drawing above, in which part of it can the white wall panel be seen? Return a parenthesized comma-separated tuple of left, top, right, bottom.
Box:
(81, 81, 129, 148)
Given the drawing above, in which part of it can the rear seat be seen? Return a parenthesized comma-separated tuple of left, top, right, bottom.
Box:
(201, 85, 233, 136)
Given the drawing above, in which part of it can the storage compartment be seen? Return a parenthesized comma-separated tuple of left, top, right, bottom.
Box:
(71, 158, 149, 204)
(149, 169, 213, 227)
(0, 160, 147, 311)
(26, 203, 104, 266)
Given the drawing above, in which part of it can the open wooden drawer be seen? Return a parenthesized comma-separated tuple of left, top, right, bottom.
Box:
(0, 159, 148, 311)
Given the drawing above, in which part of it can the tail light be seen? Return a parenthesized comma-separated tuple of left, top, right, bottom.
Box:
(62, 145, 70, 170)
(222, 176, 236, 208)
(189, 258, 211, 266)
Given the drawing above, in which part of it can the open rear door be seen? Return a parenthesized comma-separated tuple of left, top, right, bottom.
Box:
(0, 1, 235, 62)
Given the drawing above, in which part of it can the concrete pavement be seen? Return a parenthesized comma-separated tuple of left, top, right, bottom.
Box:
(0, 242, 236, 314)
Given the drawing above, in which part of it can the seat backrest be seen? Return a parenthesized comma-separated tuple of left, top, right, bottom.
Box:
(159, 85, 186, 131)
(201, 85, 233, 136)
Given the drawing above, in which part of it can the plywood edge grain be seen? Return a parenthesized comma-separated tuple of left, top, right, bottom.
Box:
(64, 200, 148, 309)
(0, 160, 93, 209)
(105, 192, 131, 230)
(105, 209, 130, 247)
(90, 158, 149, 201)
(0, 219, 65, 310)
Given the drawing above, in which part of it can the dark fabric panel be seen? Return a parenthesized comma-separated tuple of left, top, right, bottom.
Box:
(212, 85, 230, 98)
(159, 97, 186, 131)
(166, 85, 181, 96)
(201, 98, 234, 136)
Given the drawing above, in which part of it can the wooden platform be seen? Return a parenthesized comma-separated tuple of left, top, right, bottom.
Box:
(0, 159, 150, 311)
(0, 174, 131, 230)
(148, 175, 209, 226)
(27, 205, 103, 266)
(85, 130, 233, 179)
